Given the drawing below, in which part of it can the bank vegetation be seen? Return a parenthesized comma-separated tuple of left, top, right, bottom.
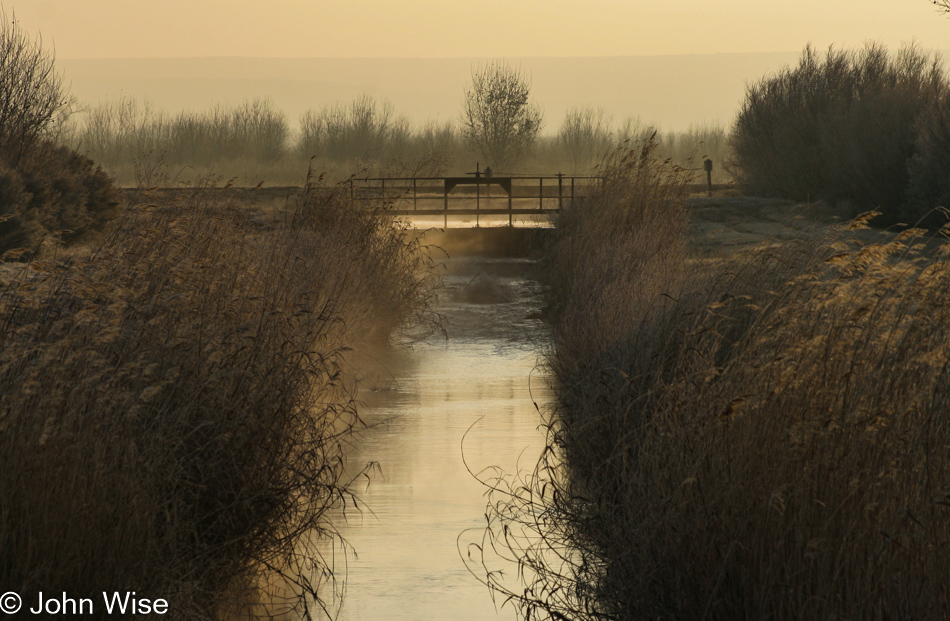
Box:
(0, 14, 441, 618)
(476, 136, 950, 620)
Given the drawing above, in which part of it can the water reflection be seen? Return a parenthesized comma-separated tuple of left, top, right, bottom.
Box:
(328, 257, 551, 621)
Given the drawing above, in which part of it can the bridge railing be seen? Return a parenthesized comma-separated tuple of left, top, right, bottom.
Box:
(346, 174, 603, 226)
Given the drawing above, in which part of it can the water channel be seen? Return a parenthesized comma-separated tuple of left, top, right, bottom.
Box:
(324, 250, 552, 621)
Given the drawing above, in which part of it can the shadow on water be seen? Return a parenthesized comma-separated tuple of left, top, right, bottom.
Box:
(314, 231, 553, 621)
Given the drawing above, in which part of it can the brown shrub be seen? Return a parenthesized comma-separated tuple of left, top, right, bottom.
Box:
(730, 44, 947, 223)
(0, 143, 120, 257)
(904, 97, 950, 225)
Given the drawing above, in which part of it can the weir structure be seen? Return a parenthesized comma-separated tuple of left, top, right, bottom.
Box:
(347, 171, 601, 227)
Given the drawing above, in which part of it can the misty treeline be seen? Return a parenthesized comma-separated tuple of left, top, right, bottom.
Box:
(60, 95, 730, 186)
(731, 43, 950, 225)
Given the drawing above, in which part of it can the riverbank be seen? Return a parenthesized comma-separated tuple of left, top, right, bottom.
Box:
(0, 182, 438, 618)
(491, 141, 950, 620)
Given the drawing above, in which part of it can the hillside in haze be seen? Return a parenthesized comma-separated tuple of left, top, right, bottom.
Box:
(58, 53, 806, 132)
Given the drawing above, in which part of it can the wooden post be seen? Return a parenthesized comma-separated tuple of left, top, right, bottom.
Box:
(539, 177, 543, 209)
(571, 177, 575, 207)
(704, 159, 714, 197)
(508, 182, 513, 227)
(444, 183, 448, 228)
(486, 175, 491, 225)
(413, 178, 417, 211)
(476, 178, 480, 228)
(558, 172, 564, 210)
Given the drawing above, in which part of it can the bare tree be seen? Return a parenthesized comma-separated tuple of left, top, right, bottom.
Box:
(461, 61, 542, 172)
(935, 0, 950, 10)
(0, 11, 68, 165)
(299, 95, 411, 161)
(558, 107, 613, 173)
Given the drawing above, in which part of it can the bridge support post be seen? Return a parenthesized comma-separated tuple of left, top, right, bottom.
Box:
(558, 172, 564, 210)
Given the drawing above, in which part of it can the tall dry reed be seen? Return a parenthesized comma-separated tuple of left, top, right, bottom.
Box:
(475, 136, 950, 620)
(0, 174, 437, 619)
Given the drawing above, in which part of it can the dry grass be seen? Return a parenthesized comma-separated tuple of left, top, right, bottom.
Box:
(542, 138, 692, 366)
(473, 137, 950, 620)
(0, 174, 437, 619)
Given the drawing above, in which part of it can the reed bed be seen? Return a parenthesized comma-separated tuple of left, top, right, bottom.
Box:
(473, 138, 950, 620)
(0, 175, 438, 619)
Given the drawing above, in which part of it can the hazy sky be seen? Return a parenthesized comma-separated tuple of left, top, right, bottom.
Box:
(11, 0, 950, 59)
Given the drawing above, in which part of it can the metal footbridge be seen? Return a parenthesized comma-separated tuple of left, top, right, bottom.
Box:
(347, 172, 601, 227)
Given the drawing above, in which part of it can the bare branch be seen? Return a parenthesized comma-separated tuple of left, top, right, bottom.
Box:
(0, 10, 68, 165)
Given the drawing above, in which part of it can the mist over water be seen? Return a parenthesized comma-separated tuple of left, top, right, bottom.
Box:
(318, 255, 551, 620)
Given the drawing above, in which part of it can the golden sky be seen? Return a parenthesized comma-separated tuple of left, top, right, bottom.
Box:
(12, 0, 950, 59)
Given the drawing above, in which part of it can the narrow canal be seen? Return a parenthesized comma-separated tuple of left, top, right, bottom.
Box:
(327, 246, 552, 620)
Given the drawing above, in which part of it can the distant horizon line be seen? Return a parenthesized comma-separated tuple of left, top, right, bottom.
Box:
(57, 51, 808, 62)
(57, 47, 950, 62)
